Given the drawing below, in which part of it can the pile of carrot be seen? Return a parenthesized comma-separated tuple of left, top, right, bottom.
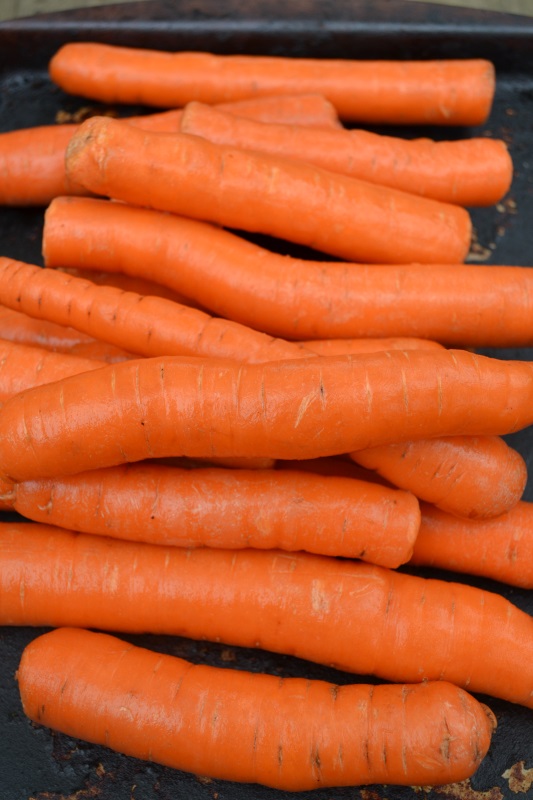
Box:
(1, 38, 533, 794)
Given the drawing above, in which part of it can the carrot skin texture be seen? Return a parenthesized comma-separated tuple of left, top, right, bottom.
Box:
(0, 257, 307, 364)
(181, 102, 512, 206)
(351, 435, 528, 519)
(42, 196, 533, 347)
(3, 523, 533, 709)
(1, 349, 533, 483)
(65, 116, 472, 265)
(410, 501, 533, 588)
(301, 338, 445, 356)
(17, 627, 495, 790)
(49, 43, 495, 125)
(6, 463, 420, 566)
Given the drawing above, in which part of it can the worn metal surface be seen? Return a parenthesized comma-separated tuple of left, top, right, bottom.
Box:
(1, 1, 533, 798)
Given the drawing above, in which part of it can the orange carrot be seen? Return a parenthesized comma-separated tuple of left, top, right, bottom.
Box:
(0, 257, 308, 364)
(65, 116, 472, 265)
(0, 339, 101, 405)
(17, 627, 495, 790)
(301, 337, 445, 356)
(410, 501, 533, 588)
(1, 349, 533, 483)
(351, 436, 527, 519)
(3, 522, 533, 708)
(0, 95, 339, 206)
(180, 102, 512, 206)
(49, 43, 495, 125)
(58, 266, 201, 307)
(2, 461, 420, 566)
(41, 196, 533, 347)
(0, 304, 94, 351)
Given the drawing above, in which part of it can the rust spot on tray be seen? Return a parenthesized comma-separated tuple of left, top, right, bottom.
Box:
(503, 760, 533, 793)
(412, 778, 503, 799)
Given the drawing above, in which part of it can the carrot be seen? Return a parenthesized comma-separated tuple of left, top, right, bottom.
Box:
(301, 337, 445, 356)
(410, 501, 533, 588)
(0, 304, 95, 351)
(17, 627, 495, 790)
(0, 339, 101, 405)
(3, 522, 533, 708)
(65, 116, 472, 265)
(58, 266, 201, 307)
(1, 348, 533, 483)
(180, 102, 512, 206)
(0, 95, 339, 207)
(49, 43, 495, 125)
(0, 257, 309, 364)
(2, 461, 420, 566)
(41, 196, 533, 347)
(351, 435, 528, 519)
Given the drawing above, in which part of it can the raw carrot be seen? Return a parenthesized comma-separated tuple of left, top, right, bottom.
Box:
(180, 102, 512, 206)
(49, 43, 495, 125)
(42, 196, 533, 347)
(0, 95, 339, 206)
(0, 304, 94, 351)
(410, 501, 533, 588)
(3, 523, 533, 708)
(0, 339, 101, 405)
(17, 627, 495, 790)
(65, 116, 472, 265)
(301, 337, 445, 356)
(351, 436, 527, 519)
(58, 266, 201, 307)
(2, 461, 420, 565)
(1, 348, 533, 483)
(0, 257, 308, 364)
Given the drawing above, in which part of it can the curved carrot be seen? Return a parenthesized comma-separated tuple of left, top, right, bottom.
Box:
(1, 349, 533, 483)
(3, 522, 533, 708)
(410, 501, 533, 588)
(18, 627, 495, 790)
(58, 266, 201, 307)
(181, 102, 512, 206)
(301, 337, 445, 356)
(0, 339, 101, 405)
(41, 196, 533, 347)
(0, 257, 308, 364)
(4, 462, 420, 566)
(65, 116, 472, 265)
(351, 436, 527, 519)
(49, 43, 495, 126)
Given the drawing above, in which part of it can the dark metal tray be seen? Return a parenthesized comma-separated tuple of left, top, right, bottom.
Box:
(1, 1, 533, 798)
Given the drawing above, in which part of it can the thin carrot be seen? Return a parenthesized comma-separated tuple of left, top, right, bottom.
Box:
(410, 501, 533, 588)
(180, 102, 512, 206)
(0, 304, 94, 351)
(2, 461, 420, 566)
(65, 116, 472, 265)
(0, 257, 309, 364)
(3, 522, 533, 708)
(41, 196, 533, 347)
(301, 337, 445, 356)
(351, 436, 527, 519)
(17, 627, 495, 790)
(1, 349, 533, 483)
(49, 43, 495, 125)
(58, 266, 201, 307)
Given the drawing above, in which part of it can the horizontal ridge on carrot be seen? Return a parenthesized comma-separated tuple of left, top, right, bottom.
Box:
(17, 628, 495, 790)
(42, 196, 533, 347)
(64, 116, 472, 265)
(3, 523, 533, 708)
(0, 257, 308, 364)
(2, 462, 420, 565)
(49, 43, 495, 125)
(1, 349, 533, 483)
(351, 435, 527, 519)
(180, 101, 512, 206)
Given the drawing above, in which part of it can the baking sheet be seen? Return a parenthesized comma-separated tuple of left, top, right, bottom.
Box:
(1, 1, 533, 798)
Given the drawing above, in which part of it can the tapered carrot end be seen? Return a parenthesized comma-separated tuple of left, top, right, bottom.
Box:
(65, 116, 112, 196)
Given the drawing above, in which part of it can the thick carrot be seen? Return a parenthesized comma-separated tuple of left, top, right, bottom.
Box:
(1, 349, 533, 483)
(41, 196, 533, 347)
(0, 95, 339, 207)
(0, 257, 308, 364)
(49, 43, 495, 125)
(65, 116, 472, 265)
(410, 501, 533, 588)
(0, 339, 101, 405)
(17, 627, 495, 790)
(2, 461, 420, 566)
(351, 436, 527, 519)
(301, 337, 445, 356)
(181, 102, 512, 206)
(3, 523, 533, 708)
